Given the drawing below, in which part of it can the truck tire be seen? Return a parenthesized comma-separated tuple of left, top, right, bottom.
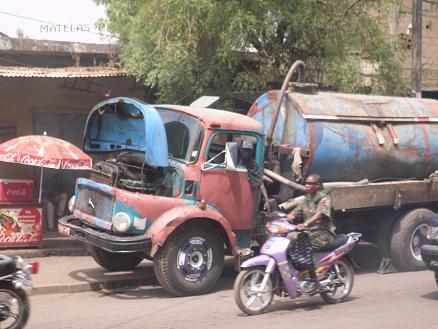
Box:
(153, 226, 224, 296)
(435, 271, 438, 288)
(390, 208, 432, 271)
(89, 246, 143, 271)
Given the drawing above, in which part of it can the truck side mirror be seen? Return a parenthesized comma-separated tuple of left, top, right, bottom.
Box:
(225, 142, 238, 170)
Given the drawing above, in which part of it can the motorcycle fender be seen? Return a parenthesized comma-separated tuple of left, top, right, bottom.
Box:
(241, 254, 273, 269)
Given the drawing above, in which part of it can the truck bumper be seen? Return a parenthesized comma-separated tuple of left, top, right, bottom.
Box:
(420, 244, 438, 270)
(58, 215, 152, 254)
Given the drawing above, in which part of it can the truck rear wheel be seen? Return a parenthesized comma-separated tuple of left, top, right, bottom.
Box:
(89, 246, 144, 271)
(390, 208, 432, 271)
(153, 226, 224, 296)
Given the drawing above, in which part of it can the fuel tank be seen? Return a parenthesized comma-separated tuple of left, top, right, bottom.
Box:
(248, 90, 438, 182)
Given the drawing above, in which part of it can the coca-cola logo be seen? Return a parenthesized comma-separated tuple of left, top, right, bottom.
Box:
(62, 159, 91, 170)
(0, 153, 17, 162)
(6, 188, 27, 196)
(0, 232, 36, 243)
(18, 155, 58, 168)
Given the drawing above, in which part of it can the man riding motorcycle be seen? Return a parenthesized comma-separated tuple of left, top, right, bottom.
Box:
(284, 174, 336, 292)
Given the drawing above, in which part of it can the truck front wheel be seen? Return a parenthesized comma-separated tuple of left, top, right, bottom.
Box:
(390, 208, 432, 271)
(153, 226, 224, 296)
(89, 246, 144, 271)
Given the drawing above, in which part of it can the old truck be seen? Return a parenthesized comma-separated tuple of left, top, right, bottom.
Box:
(59, 61, 438, 296)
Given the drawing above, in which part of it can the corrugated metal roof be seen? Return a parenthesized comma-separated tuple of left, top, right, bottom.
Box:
(0, 66, 126, 78)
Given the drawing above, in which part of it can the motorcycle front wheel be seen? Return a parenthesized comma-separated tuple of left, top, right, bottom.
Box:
(0, 282, 30, 329)
(233, 267, 273, 315)
(320, 258, 354, 304)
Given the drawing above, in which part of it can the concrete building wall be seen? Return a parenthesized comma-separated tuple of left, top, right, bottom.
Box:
(395, 0, 438, 92)
(0, 76, 145, 180)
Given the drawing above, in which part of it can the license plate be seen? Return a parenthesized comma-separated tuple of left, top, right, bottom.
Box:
(58, 223, 71, 236)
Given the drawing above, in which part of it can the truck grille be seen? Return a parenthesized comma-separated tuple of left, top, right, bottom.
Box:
(76, 186, 114, 223)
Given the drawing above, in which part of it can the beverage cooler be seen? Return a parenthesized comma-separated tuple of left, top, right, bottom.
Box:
(0, 179, 43, 248)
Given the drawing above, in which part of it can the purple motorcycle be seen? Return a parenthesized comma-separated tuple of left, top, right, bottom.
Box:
(234, 219, 361, 315)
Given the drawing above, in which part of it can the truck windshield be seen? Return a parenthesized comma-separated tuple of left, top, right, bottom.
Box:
(157, 108, 203, 163)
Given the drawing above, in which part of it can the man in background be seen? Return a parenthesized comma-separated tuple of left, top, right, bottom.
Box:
(44, 173, 67, 231)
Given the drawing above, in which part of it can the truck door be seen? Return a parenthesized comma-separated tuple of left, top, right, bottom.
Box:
(199, 132, 262, 230)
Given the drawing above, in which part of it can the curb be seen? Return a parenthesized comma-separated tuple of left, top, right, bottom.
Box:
(1, 248, 90, 258)
(32, 274, 155, 296)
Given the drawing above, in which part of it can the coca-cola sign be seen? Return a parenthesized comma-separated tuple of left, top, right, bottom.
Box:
(18, 155, 59, 168)
(0, 152, 17, 162)
(6, 188, 28, 197)
(62, 159, 92, 170)
(0, 207, 42, 247)
(0, 180, 33, 202)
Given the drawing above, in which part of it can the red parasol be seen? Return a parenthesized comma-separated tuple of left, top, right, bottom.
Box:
(0, 133, 92, 202)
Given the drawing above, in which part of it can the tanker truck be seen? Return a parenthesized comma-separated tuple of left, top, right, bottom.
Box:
(59, 61, 438, 297)
(249, 60, 438, 272)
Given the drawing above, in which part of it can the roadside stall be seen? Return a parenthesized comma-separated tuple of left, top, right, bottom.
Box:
(0, 179, 42, 248)
(0, 134, 91, 249)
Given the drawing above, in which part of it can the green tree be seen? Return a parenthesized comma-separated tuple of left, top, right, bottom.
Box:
(97, 0, 409, 104)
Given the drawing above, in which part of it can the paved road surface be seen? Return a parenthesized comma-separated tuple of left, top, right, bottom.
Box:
(27, 261, 438, 329)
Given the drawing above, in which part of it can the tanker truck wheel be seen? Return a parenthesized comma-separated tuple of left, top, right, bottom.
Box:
(153, 226, 224, 296)
(390, 208, 432, 271)
(89, 246, 144, 271)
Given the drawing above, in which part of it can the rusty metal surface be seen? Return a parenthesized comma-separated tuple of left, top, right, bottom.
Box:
(330, 180, 438, 211)
(146, 205, 237, 256)
(249, 90, 438, 182)
(159, 105, 263, 133)
(199, 168, 257, 230)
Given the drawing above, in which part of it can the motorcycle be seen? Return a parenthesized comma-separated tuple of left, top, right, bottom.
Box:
(0, 254, 38, 329)
(234, 218, 361, 315)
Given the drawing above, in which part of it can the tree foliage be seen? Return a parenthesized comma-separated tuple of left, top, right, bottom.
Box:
(97, 0, 410, 104)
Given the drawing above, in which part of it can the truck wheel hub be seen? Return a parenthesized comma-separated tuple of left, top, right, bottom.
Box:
(177, 237, 212, 282)
(410, 224, 428, 261)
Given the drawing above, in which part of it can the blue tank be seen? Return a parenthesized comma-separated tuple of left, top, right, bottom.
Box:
(248, 90, 438, 182)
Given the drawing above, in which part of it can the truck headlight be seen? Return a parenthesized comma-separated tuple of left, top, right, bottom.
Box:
(68, 195, 76, 213)
(112, 212, 130, 233)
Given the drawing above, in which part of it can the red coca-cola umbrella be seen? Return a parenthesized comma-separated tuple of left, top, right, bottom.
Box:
(0, 133, 92, 202)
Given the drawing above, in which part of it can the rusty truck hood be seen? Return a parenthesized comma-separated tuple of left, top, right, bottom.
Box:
(84, 97, 169, 167)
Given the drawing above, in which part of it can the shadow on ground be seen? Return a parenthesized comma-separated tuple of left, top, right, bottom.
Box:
(421, 290, 438, 300)
(72, 242, 383, 299)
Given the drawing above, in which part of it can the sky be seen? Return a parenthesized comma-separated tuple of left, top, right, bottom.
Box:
(0, 0, 113, 44)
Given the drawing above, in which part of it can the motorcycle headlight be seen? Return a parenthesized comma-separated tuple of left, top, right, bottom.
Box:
(427, 225, 438, 240)
(68, 195, 76, 213)
(112, 212, 131, 233)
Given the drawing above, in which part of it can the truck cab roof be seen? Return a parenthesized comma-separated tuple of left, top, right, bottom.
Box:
(157, 104, 262, 133)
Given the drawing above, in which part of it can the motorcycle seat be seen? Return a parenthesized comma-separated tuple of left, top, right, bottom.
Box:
(0, 255, 16, 277)
(316, 234, 349, 252)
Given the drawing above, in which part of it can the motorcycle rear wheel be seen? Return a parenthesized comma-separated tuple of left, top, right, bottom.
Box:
(233, 267, 273, 315)
(0, 282, 30, 329)
(320, 259, 354, 304)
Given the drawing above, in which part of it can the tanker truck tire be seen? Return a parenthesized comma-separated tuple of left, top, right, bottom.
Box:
(153, 226, 224, 296)
(89, 246, 143, 271)
(390, 208, 432, 271)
